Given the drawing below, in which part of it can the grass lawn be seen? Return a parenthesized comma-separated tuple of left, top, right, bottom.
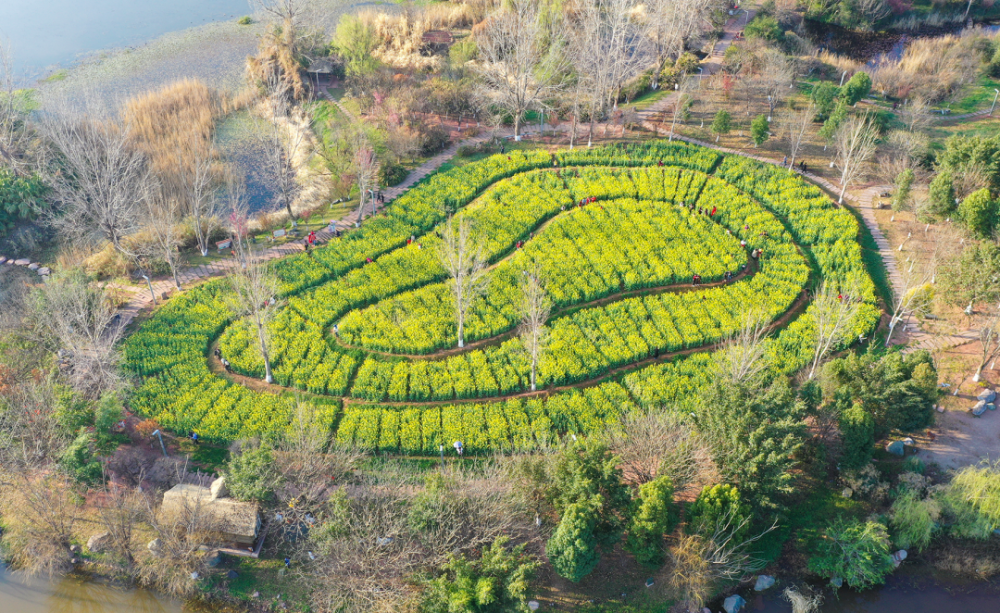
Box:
(630, 88, 675, 111)
(945, 76, 1000, 115)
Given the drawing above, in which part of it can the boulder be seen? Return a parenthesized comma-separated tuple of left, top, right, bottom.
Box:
(27, 262, 39, 270)
(210, 476, 228, 500)
(227, 570, 239, 580)
(206, 552, 224, 567)
(841, 487, 853, 498)
(37, 267, 50, 276)
(978, 389, 997, 403)
(87, 531, 112, 553)
(0, 256, 6, 264)
(147, 538, 162, 556)
(723, 594, 746, 613)
(903, 438, 915, 446)
(13, 258, 29, 266)
(754, 575, 775, 591)
(886, 440, 906, 456)
(892, 550, 908, 567)
(972, 401, 988, 416)
(990, 403, 997, 411)
(830, 577, 843, 588)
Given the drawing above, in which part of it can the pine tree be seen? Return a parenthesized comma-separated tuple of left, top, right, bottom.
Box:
(750, 114, 770, 148)
(546, 499, 601, 582)
(711, 110, 731, 142)
(625, 476, 676, 565)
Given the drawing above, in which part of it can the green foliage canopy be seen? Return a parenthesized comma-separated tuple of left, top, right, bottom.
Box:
(808, 518, 895, 589)
(422, 536, 539, 613)
(624, 476, 676, 565)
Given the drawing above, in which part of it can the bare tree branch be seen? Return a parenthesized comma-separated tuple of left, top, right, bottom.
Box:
(438, 217, 489, 348)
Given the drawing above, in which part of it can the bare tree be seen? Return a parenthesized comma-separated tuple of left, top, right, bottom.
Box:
(27, 269, 125, 398)
(146, 196, 184, 290)
(94, 479, 147, 569)
(138, 493, 218, 597)
(518, 269, 550, 392)
(353, 137, 379, 228)
(572, 0, 653, 146)
(972, 307, 1000, 383)
(0, 380, 71, 472)
(603, 410, 714, 493)
(885, 256, 936, 347)
(225, 182, 279, 383)
(40, 106, 157, 294)
(473, 0, 565, 140)
(185, 145, 220, 257)
(833, 112, 880, 204)
(669, 511, 774, 611)
(259, 75, 305, 225)
(898, 96, 933, 133)
(438, 217, 489, 348)
(761, 49, 794, 122)
(0, 472, 79, 577)
(717, 308, 771, 387)
(786, 100, 814, 172)
(0, 41, 31, 175)
(645, 0, 711, 90)
(808, 283, 861, 379)
(668, 83, 692, 142)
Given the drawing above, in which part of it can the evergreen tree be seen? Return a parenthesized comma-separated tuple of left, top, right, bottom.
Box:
(958, 187, 997, 239)
(422, 536, 539, 613)
(624, 476, 676, 565)
(840, 71, 872, 106)
(711, 110, 731, 142)
(838, 401, 875, 470)
(546, 499, 601, 582)
(891, 168, 914, 212)
(750, 114, 770, 148)
(808, 518, 894, 589)
(551, 440, 630, 545)
(928, 170, 956, 217)
(687, 484, 751, 543)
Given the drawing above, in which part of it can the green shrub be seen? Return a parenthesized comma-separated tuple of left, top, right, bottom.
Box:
(928, 170, 957, 217)
(891, 168, 914, 212)
(945, 462, 1000, 531)
(711, 110, 732, 142)
(958, 188, 997, 239)
(811, 82, 840, 120)
(840, 72, 871, 106)
(551, 440, 630, 545)
(546, 499, 601, 582)
(687, 484, 750, 543)
(890, 490, 939, 552)
(225, 446, 278, 502)
(60, 431, 104, 485)
(624, 476, 676, 565)
(751, 114, 770, 147)
(422, 536, 539, 613)
(448, 37, 477, 66)
(808, 518, 894, 589)
(745, 15, 783, 43)
(237, 15, 253, 25)
(839, 401, 875, 470)
(379, 161, 409, 187)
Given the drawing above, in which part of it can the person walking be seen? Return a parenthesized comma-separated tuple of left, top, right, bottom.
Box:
(453, 441, 464, 456)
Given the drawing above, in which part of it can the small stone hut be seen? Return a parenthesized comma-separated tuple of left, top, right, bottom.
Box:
(160, 477, 260, 547)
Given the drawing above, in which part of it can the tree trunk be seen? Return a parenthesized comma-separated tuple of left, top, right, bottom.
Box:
(838, 184, 846, 204)
(143, 274, 157, 306)
(257, 323, 274, 383)
(172, 267, 182, 291)
(530, 359, 537, 392)
(514, 114, 521, 141)
(457, 317, 465, 348)
(588, 115, 595, 148)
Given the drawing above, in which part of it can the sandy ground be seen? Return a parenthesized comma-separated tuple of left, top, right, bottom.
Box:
(911, 343, 1000, 471)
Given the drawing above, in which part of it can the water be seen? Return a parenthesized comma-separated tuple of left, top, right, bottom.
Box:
(737, 573, 1000, 613)
(1, 0, 252, 84)
(0, 565, 184, 613)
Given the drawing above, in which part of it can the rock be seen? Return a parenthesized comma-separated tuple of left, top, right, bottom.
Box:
(37, 267, 50, 276)
(206, 552, 224, 567)
(936, 405, 945, 413)
(27, 262, 39, 270)
(645, 578, 654, 587)
(723, 594, 746, 613)
(69, 545, 81, 553)
(892, 550, 908, 567)
(13, 258, 29, 266)
(0, 256, 6, 264)
(210, 476, 228, 500)
(87, 531, 112, 553)
(978, 389, 997, 403)
(227, 570, 239, 580)
(161, 292, 169, 301)
(841, 487, 853, 498)
(903, 438, 915, 446)
(754, 575, 775, 591)
(886, 440, 906, 456)
(251, 591, 260, 598)
(972, 400, 988, 416)
(830, 577, 843, 588)
(147, 538, 162, 556)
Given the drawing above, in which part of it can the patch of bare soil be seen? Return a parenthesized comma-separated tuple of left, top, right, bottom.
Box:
(912, 343, 1000, 471)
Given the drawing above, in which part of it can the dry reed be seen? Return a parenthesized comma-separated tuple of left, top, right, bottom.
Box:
(872, 31, 997, 101)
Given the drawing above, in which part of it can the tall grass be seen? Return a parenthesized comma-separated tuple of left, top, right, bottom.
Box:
(871, 30, 998, 101)
(122, 79, 225, 201)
